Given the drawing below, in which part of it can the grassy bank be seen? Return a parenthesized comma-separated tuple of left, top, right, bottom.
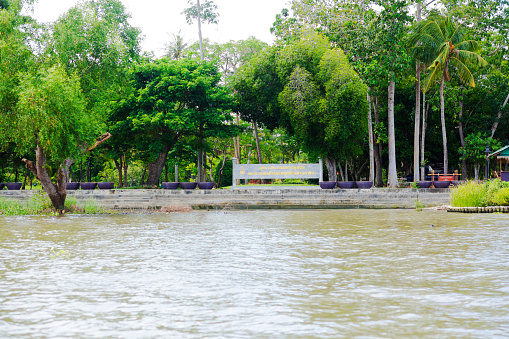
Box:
(0, 193, 104, 216)
(450, 180, 509, 207)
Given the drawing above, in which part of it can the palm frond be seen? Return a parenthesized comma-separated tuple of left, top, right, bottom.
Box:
(449, 57, 475, 87)
(422, 64, 444, 93)
(455, 40, 481, 52)
(456, 49, 488, 68)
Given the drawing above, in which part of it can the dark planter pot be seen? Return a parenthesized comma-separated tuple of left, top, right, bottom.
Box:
(356, 181, 373, 189)
(0, 183, 5, 190)
(337, 181, 355, 189)
(433, 181, 450, 188)
(179, 182, 197, 190)
(162, 182, 180, 189)
(97, 182, 114, 190)
(319, 181, 336, 189)
(198, 182, 215, 190)
(417, 181, 432, 188)
(66, 182, 80, 190)
(80, 182, 97, 190)
(6, 183, 22, 190)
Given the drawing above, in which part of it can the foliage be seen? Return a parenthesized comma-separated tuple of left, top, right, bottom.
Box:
(182, 0, 219, 25)
(459, 133, 500, 165)
(450, 179, 509, 207)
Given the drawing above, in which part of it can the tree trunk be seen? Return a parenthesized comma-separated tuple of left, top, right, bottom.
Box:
(344, 159, 348, 181)
(413, 62, 421, 182)
(197, 147, 204, 182)
(23, 144, 66, 213)
(474, 164, 480, 181)
(387, 80, 398, 188)
(324, 157, 337, 181)
(175, 160, 179, 182)
(146, 147, 170, 186)
(420, 92, 428, 181)
(458, 86, 468, 178)
(373, 95, 383, 187)
(114, 158, 123, 188)
(253, 121, 263, 164)
(490, 92, 509, 138)
(86, 161, 91, 182)
(337, 159, 345, 181)
(367, 92, 374, 182)
(123, 159, 128, 187)
(196, 0, 204, 60)
(440, 70, 449, 174)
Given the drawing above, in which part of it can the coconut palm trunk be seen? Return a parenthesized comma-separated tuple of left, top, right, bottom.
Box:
(388, 80, 398, 188)
(440, 67, 449, 174)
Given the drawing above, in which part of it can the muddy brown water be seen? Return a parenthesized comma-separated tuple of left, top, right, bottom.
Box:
(1, 210, 508, 338)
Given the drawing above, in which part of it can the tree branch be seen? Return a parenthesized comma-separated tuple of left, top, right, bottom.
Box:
(85, 132, 112, 152)
(22, 158, 38, 178)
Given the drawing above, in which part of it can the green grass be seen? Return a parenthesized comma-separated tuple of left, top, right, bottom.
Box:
(450, 179, 509, 207)
(0, 193, 104, 215)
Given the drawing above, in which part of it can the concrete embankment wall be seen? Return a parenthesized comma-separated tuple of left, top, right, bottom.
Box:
(0, 188, 450, 210)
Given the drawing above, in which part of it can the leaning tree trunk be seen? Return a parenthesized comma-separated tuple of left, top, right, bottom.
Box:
(146, 146, 171, 186)
(196, 0, 204, 60)
(324, 157, 337, 182)
(490, 92, 509, 138)
(387, 80, 398, 188)
(253, 121, 263, 164)
(23, 144, 66, 212)
(440, 70, 449, 174)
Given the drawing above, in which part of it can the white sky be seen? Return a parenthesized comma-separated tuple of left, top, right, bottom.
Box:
(31, 0, 291, 57)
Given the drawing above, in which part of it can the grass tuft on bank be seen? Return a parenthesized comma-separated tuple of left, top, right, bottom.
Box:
(0, 193, 104, 216)
(450, 180, 509, 207)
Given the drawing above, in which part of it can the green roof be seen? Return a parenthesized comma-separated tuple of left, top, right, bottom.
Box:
(488, 145, 509, 158)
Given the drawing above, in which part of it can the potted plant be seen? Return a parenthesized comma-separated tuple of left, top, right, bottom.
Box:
(6, 183, 22, 190)
(355, 181, 373, 189)
(319, 181, 336, 189)
(80, 182, 97, 190)
(417, 181, 432, 188)
(433, 181, 450, 188)
(337, 181, 355, 189)
(66, 182, 80, 190)
(197, 182, 215, 189)
(97, 182, 114, 189)
(162, 182, 180, 189)
(0, 183, 5, 190)
(179, 182, 197, 190)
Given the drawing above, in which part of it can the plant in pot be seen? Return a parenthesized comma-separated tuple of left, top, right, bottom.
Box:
(355, 181, 373, 189)
(179, 182, 197, 190)
(97, 182, 114, 189)
(66, 182, 80, 190)
(337, 181, 355, 189)
(197, 182, 215, 189)
(162, 182, 180, 189)
(80, 182, 97, 190)
(6, 183, 22, 190)
(319, 181, 336, 189)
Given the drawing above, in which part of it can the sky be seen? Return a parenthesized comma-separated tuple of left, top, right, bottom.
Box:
(31, 0, 291, 57)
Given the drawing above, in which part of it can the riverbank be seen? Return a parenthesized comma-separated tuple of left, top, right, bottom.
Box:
(0, 188, 451, 211)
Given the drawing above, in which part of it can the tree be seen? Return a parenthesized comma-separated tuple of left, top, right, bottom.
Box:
(408, 14, 488, 174)
(182, 0, 219, 61)
(460, 133, 500, 180)
(276, 32, 368, 181)
(13, 66, 106, 211)
(114, 58, 236, 186)
(164, 31, 189, 60)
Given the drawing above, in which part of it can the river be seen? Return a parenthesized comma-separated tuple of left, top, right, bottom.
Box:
(1, 210, 508, 338)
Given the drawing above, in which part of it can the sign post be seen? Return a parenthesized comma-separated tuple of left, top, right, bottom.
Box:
(232, 158, 323, 187)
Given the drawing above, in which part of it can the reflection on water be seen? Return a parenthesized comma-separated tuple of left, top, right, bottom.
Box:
(1, 210, 508, 338)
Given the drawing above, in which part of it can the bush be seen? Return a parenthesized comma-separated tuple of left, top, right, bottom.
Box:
(450, 179, 509, 207)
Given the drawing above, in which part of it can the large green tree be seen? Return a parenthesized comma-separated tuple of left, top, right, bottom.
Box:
(113, 58, 236, 186)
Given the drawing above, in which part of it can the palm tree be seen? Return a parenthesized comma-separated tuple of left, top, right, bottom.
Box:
(408, 14, 487, 174)
(164, 32, 189, 60)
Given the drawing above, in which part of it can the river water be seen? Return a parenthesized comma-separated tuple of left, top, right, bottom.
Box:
(1, 210, 508, 338)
